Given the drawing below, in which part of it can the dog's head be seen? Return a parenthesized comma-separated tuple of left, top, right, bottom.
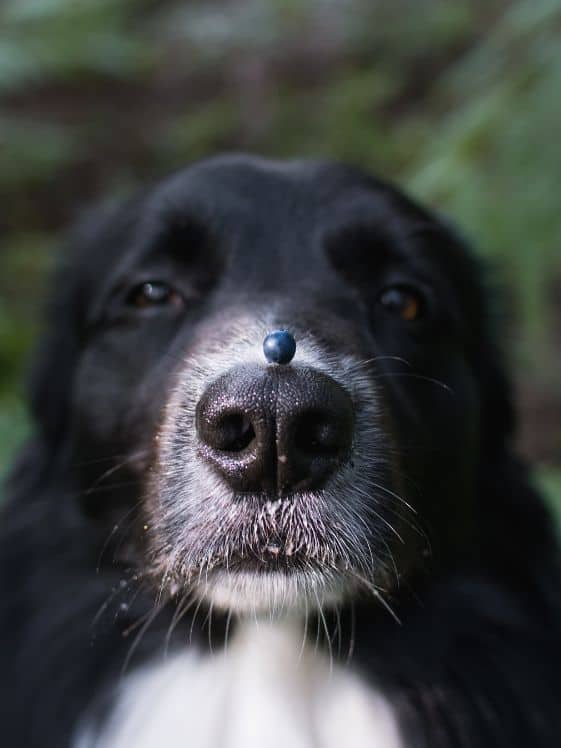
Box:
(29, 155, 512, 616)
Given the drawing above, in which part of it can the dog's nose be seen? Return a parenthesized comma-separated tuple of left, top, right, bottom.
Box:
(195, 366, 354, 494)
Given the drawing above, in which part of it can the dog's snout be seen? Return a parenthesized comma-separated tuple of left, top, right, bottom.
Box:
(195, 365, 354, 495)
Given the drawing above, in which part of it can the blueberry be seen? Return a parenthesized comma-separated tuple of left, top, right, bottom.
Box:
(263, 330, 296, 365)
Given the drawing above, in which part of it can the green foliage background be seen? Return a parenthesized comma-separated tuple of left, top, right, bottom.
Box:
(0, 0, 560, 515)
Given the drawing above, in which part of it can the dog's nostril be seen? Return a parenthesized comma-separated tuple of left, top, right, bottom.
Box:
(213, 413, 256, 453)
(293, 411, 341, 457)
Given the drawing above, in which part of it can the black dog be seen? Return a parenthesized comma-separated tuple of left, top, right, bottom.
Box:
(1, 154, 560, 747)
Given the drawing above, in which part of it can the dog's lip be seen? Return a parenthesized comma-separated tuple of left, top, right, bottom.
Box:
(202, 546, 350, 576)
(215, 551, 309, 573)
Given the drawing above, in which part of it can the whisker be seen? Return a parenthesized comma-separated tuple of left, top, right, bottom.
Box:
(72, 452, 147, 469)
(314, 589, 333, 678)
(345, 600, 356, 665)
(188, 593, 206, 645)
(297, 593, 310, 666)
(96, 501, 143, 572)
(369, 480, 417, 515)
(334, 604, 342, 661)
(347, 355, 412, 371)
(202, 598, 216, 656)
(121, 600, 166, 676)
(313, 603, 322, 659)
(351, 570, 402, 625)
(164, 591, 196, 658)
(91, 578, 130, 630)
(83, 450, 149, 497)
(372, 372, 454, 395)
(223, 609, 233, 654)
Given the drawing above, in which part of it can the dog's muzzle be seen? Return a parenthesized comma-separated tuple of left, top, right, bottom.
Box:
(147, 317, 393, 614)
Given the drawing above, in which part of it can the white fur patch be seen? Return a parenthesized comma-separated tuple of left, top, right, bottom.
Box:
(75, 621, 403, 748)
(202, 569, 349, 614)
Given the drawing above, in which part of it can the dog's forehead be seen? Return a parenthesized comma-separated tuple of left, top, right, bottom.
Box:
(77, 155, 475, 310)
(124, 156, 424, 271)
(149, 154, 399, 226)
(163, 153, 375, 195)
(80, 157, 386, 284)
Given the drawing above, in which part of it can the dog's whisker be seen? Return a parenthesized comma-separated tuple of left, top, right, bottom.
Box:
(91, 579, 130, 630)
(372, 371, 455, 395)
(345, 600, 356, 666)
(164, 590, 196, 658)
(314, 588, 333, 678)
(121, 600, 167, 677)
(350, 570, 402, 626)
(83, 451, 150, 496)
(346, 355, 413, 371)
(188, 592, 207, 646)
(298, 594, 310, 666)
(334, 604, 343, 661)
(72, 450, 150, 470)
(369, 480, 417, 515)
(96, 501, 144, 572)
(223, 609, 233, 654)
(80, 480, 143, 496)
(206, 598, 215, 657)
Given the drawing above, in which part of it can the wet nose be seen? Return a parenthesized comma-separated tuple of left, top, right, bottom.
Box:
(195, 365, 354, 495)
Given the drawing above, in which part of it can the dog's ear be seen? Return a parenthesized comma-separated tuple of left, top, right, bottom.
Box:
(437, 220, 516, 456)
(476, 303, 516, 456)
(472, 261, 560, 595)
(28, 199, 138, 449)
(28, 255, 83, 447)
(434, 223, 558, 579)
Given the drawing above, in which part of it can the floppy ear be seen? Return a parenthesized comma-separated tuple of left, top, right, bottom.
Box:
(476, 304, 516, 456)
(438, 219, 516, 456)
(27, 198, 139, 449)
(433, 223, 559, 590)
(28, 259, 83, 447)
(472, 265, 560, 599)
(4, 251, 86, 499)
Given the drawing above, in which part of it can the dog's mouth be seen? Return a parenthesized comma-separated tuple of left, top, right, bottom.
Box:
(188, 523, 358, 615)
(147, 486, 395, 615)
(206, 546, 326, 574)
(198, 566, 353, 615)
(192, 524, 353, 583)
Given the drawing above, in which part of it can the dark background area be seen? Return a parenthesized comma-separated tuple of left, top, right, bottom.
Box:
(0, 0, 559, 516)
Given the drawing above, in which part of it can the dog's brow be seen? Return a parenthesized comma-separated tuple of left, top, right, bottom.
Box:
(139, 211, 213, 259)
(322, 219, 405, 267)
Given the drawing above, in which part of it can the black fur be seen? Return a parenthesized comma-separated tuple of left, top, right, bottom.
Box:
(1, 154, 560, 747)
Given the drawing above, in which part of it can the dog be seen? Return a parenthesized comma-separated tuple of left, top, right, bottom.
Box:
(1, 154, 560, 747)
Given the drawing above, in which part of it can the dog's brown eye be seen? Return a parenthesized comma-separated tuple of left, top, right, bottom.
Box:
(128, 282, 183, 309)
(378, 285, 424, 321)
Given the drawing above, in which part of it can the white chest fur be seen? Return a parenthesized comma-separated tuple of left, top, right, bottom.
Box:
(76, 621, 403, 748)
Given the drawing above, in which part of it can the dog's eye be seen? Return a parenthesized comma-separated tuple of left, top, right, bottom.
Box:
(378, 285, 425, 321)
(127, 282, 183, 310)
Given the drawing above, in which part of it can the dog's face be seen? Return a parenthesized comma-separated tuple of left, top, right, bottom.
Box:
(35, 155, 501, 616)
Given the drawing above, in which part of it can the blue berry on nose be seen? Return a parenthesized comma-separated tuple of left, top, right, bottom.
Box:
(263, 330, 296, 365)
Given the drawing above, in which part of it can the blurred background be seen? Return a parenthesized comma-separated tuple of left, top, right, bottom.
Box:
(0, 0, 559, 518)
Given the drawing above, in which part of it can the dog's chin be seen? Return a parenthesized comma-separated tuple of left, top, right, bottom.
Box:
(196, 566, 350, 616)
